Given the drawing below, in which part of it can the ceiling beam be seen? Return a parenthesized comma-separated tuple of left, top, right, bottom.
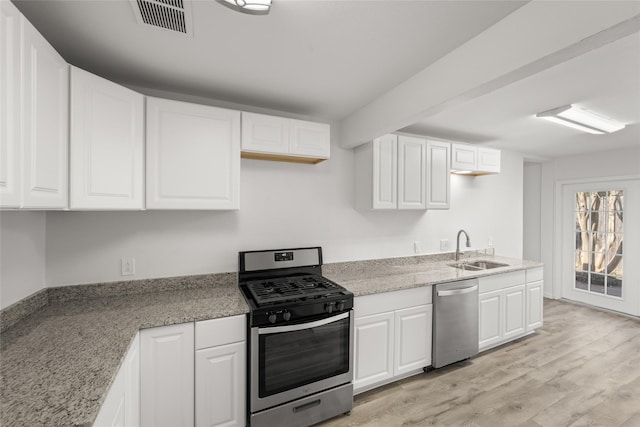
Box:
(338, 1, 640, 149)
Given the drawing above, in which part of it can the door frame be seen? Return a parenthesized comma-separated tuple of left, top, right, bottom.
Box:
(553, 174, 640, 315)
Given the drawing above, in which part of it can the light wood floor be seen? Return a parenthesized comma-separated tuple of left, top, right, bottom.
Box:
(319, 299, 640, 427)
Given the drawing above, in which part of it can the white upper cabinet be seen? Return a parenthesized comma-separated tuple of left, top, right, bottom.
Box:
(1, 3, 68, 209)
(451, 143, 500, 175)
(425, 140, 450, 209)
(355, 134, 397, 210)
(241, 112, 289, 155)
(397, 135, 426, 210)
(20, 11, 69, 209)
(241, 112, 330, 164)
(70, 66, 144, 210)
(356, 134, 442, 211)
(146, 97, 240, 210)
(0, 0, 21, 208)
(477, 147, 501, 173)
(450, 143, 477, 172)
(289, 118, 330, 159)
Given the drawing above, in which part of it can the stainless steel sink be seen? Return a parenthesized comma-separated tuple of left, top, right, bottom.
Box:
(449, 260, 509, 271)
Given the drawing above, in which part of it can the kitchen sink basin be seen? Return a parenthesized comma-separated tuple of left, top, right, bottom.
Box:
(449, 260, 509, 271)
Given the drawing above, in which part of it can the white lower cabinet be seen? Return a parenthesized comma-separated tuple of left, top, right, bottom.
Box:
(478, 267, 543, 352)
(479, 289, 502, 350)
(93, 333, 140, 427)
(140, 323, 195, 427)
(195, 315, 246, 427)
(353, 287, 432, 394)
(394, 305, 432, 376)
(526, 267, 544, 331)
(354, 311, 395, 390)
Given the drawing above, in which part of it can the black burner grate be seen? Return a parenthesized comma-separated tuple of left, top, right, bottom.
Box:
(245, 274, 343, 305)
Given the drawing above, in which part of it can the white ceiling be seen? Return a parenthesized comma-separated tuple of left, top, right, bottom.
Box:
(13, 0, 640, 160)
(402, 32, 640, 160)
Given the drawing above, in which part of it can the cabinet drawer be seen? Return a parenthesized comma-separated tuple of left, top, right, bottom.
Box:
(195, 315, 246, 350)
(526, 267, 543, 282)
(479, 271, 526, 294)
(355, 286, 431, 318)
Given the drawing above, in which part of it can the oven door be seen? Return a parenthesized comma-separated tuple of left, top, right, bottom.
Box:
(251, 311, 353, 413)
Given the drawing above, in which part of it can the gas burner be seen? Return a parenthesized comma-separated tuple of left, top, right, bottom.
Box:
(244, 274, 344, 306)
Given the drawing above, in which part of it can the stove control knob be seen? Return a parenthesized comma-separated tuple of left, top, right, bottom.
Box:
(283, 310, 291, 321)
(268, 313, 277, 324)
(324, 303, 334, 314)
(336, 301, 345, 311)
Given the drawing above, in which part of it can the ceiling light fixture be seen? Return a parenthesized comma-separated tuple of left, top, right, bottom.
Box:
(536, 105, 625, 135)
(217, 0, 271, 15)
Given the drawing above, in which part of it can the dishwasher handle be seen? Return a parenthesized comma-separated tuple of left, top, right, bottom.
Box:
(437, 285, 478, 297)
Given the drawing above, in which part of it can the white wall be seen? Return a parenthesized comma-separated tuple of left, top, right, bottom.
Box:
(44, 141, 524, 286)
(0, 211, 46, 309)
(536, 146, 640, 297)
(523, 162, 541, 261)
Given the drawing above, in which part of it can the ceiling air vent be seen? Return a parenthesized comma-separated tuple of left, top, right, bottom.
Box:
(132, 0, 193, 35)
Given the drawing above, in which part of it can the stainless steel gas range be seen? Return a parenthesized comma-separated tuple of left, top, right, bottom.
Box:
(238, 247, 354, 427)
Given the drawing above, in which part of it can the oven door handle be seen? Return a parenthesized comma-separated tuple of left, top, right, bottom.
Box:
(258, 312, 350, 335)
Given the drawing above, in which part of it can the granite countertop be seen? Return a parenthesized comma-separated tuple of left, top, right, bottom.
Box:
(326, 255, 543, 297)
(0, 276, 249, 427)
(0, 253, 542, 427)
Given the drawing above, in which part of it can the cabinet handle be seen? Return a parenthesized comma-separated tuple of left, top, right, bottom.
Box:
(293, 399, 321, 413)
(437, 285, 478, 297)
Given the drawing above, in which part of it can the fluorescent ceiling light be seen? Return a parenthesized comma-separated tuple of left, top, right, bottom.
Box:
(218, 0, 271, 14)
(536, 105, 625, 134)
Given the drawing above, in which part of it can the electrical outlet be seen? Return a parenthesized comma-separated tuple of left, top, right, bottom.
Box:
(488, 236, 494, 247)
(121, 257, 135, 276)
(414, 241, 421, 253)
(440, 239, 449, 251)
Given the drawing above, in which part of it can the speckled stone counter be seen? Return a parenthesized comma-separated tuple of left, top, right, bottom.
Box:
(0, 275, 248, 427)
(0, 253, 542, 427)
(324, 254, 543, 297)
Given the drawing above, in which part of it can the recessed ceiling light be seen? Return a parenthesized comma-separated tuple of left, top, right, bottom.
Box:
(217, 0, 272, 15)
(536, 105, 625, 134)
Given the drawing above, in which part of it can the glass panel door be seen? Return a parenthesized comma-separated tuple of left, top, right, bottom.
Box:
(562, 179, 639, 316)
(574, 191, 624, 297)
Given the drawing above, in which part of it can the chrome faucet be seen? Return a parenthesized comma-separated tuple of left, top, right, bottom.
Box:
(455, 229, 471, 261)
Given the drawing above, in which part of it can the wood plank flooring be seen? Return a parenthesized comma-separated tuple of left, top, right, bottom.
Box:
(318, 299, 640, 427)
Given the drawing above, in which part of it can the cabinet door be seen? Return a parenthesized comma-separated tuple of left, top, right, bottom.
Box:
(394, 304, 431, 376)
(124, 333, 141, 427)
(0, 0, 21, 208)
(477, 147, 500, 173)
(354, 312, 394, 392)
(397, 135, 426, 210)
(70, 67, 144, 209)
(141, 323, 194, 427)
(94, 333, 139, 427)
(526, 281, 544, 331)
(425, 140, 450, 210)
(372, 134, 397, 210)
(503, 285, 526, 340)
(479, 290, 502, 351)
(20, 15, 68, 209)
(241, 112, 289, 155)
(195, 342, 245, 427)
(289, 119, 330, 159)
(94, 363, 126, 427)
(450, 143, 477, 172)
(147, 98, 240, 210)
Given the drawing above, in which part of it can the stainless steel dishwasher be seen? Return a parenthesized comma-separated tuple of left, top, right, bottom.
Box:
(432, 278, 479, 368)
